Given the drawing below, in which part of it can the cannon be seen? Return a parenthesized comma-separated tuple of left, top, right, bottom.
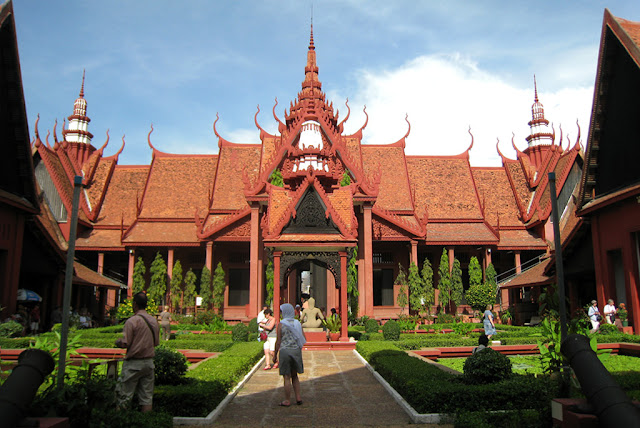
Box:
(0, 349, 55, 428)
(561, 334, 640, 427)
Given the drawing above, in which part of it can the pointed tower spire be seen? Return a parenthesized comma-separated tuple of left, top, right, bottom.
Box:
(525, 75, 553, 148)
(301, 20, 322, 98)
(62, 70, 95, 165)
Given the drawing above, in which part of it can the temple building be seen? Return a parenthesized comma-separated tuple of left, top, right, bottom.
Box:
(27, 24, 588, 330)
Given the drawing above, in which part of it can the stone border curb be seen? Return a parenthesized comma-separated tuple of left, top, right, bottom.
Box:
(173, 355, 266, 426)
(353, 349, 454, 425)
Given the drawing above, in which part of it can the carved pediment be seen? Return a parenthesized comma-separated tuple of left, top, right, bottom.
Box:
(283, 188, 340, 234)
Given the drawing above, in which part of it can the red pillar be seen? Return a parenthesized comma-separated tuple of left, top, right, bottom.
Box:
(448, 247, 455, 272)
(340, 251, 349, 341)
(127, 249, 135, 298)
(167, 248, 174, 306)
(249, 205, 259, 317)
(205, 241, 213, 273)
(364, 205, 374, 316)
(515, 251, 522, 274)
(273, 251, 281, 320)
(411, 240, 418, 266)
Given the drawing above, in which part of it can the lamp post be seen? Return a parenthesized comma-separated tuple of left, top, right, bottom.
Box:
(57, 176, 83, 389)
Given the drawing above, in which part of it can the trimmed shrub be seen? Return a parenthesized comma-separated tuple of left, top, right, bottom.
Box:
(463, 348, 512, 384)
(248, 317, 258, 333)
(364, 318, 379, 333)
(154, 346, 188, 385)
(231, 323, 249, 342)
(598, 323, 618, 335)
(382, 320, 401, 341)
(0, 320, 24, 338)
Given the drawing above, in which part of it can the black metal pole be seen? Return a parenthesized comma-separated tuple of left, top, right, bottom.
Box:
(548, 172, 567, 340)
(57, 175, 83, 389)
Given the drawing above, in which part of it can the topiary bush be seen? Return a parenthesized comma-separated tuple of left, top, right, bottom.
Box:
(154, 346, 188, 385)
(364, 318, 379, 333)
(598, 323, 618, 335)
(463, 348, 512, 384)
(382, 319, 401, 341)
(248, 317, 258, 333)
(231, 323, 249, 342)
(0, 320, 24, 338)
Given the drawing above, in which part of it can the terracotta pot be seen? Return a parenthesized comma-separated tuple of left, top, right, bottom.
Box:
(329, 332, 340, 341)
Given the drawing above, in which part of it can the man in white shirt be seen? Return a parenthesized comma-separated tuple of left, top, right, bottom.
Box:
(603, 299, 617, 324)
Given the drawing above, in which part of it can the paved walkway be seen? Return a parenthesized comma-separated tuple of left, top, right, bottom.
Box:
(210, 350, 448, 427)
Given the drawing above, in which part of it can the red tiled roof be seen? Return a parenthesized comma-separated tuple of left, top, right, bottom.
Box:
(124, 221, 199, 244)
(500, 257, 552, 288)
(406, 157, 482, 219)
(617, 15, 640, 52)
(362, 146, 413, 211)
(425, 222, 497, 243)
(140, 156, 217, 218)
(73, 261, 123, 288)
(472, 167, 522, 227)
(76, 229, 123, 249)
(497, 229, 547, 249)
(267, 187, 293, 235)
(505, 161, 532, 213)
(211, 145, 261, 210)
(85, 157, 115, 214)
(327, 187, 355, 230)
(98, 166, 148, 226)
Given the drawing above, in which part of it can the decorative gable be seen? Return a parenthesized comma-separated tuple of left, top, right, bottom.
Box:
(283, 188, 340, 234)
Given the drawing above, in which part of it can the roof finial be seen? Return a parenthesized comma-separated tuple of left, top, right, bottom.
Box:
(309, 6, 315, 51)
(80, 69, 86, 98)
(533, 74, 538, 103)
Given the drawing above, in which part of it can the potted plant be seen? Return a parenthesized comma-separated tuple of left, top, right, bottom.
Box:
(618, 304, 628, 327)
(500, 309, 512, 325)
(322, 315, 341, 341)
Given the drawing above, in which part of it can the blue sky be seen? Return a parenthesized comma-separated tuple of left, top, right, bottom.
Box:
(13, 1, 640, 166)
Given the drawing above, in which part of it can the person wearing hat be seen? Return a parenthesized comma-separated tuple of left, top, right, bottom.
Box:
(588, 300, 601, 333)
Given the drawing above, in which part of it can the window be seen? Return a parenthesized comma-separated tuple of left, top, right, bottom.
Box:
(228, 268, 250, 306)
(373, 268, 394, 306)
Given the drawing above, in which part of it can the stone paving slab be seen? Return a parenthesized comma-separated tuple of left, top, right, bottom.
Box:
(206, 350, 450, 427)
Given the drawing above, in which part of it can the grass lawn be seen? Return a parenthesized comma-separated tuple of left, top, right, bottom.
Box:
(435, 353, 640, 375)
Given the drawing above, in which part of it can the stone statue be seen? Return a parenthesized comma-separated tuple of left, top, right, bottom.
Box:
(301, 297, 324, 328)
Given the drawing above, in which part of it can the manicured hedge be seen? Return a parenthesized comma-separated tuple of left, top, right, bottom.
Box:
(357, 341, 559, 420)
(154, 341, 262, 417)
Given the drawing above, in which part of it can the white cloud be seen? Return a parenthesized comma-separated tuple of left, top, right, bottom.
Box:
(329, 54, 593, 166)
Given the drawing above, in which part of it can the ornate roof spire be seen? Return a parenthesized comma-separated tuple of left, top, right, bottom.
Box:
(302, 21, 321, 97)
(63, 69, 93, 146)
(525, 75, 553, 148)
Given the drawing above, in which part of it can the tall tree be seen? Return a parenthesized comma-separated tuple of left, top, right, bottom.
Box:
(199, 266, 212, 310)
(212, 262, 226, 315)
(265, 260, 274, 308)
(395, 263, 408, 311)
(408, 261, 425, 315)
(169, 260, 183, 311)
(132, 256, 146, 294)
(347, 246, 359, 317)
(451, 258, 464, 308)
(421, 258, 435, 315)
(468, 256, 482, 288)
(437, 248, 452, 312)
(184, 269, 197, 312)
(486, 263, 497, 288)
(148, 252, 167, 305)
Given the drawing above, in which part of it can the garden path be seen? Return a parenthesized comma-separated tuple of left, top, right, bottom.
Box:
(207, 350, 450, 427)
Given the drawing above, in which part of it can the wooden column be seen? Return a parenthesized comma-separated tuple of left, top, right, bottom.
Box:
(411, 240, 418, 266)
(205, 241, 214, 273)
(363, 205, 374, 315)
(127, 249, 135, 298)
(515, 251, 522, 274)
(591, 217, 607, 307)
(167, 248, 174, 306)
(448, 248, 455, 272)
(273, 251, 281, 320)
(249, 205, 259, 316)
(340, 251, 349, 341)
(97, 253, 104, 274)
(623, 233, 640, 334)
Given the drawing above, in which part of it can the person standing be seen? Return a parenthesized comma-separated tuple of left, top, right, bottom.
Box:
(158, 306, 171, 341)
(483, 305, 496, 340)
(29, 304, 40, 334)
(588, 300, 601, 333)
(259, 309, 277, 370)
(273, 303, 306, 407)
(603, 299, 617, 325)
(115, 292, 159, 412)
(257, 305, 268, 338)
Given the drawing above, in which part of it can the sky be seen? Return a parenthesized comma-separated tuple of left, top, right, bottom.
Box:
(12, 1, 640, 167)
